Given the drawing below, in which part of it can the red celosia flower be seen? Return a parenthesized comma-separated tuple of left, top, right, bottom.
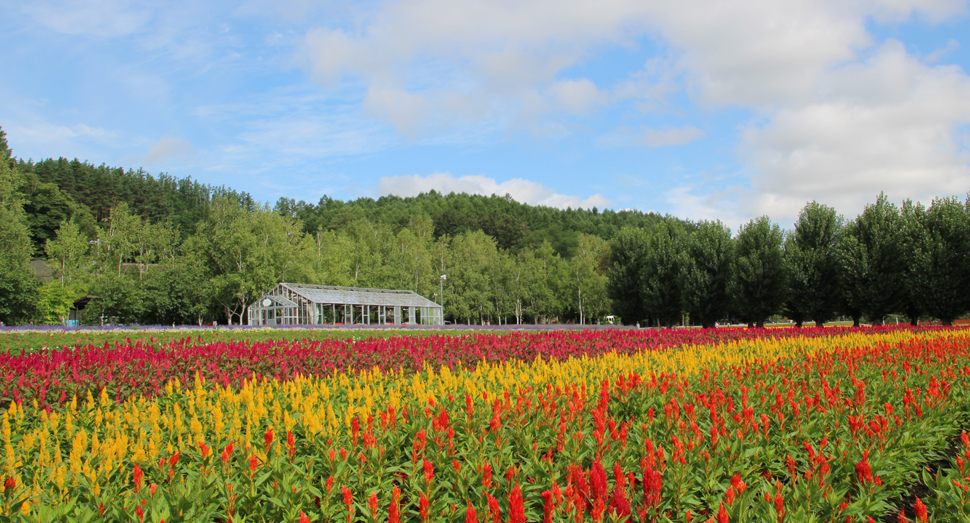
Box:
(487, 493, 501, 523)
(898, 510, 908, 523)
(466, 500, 478, 523)
(133, 463, 144, 493)
(591, 496, 607, 523)
(248, 454, 258, 476)
(264, 427, 274, 452)
(424, 459, 435, 484)
(221, 442, 233, 466)
(368, 492, 379, 518)
(509, 483, 526, 523)
(589, 461, 608, 502)
(483, 463, 493, 489)
(389, 487, 401, 523)
(541, 490, 554, 523)
(287, 432, 296, 459)
(913, 497, 927, 523)
(717, 502, 728, 523)
(608, 464, 631, 521)
(856, 450, 873, 484)
(730, 474, 746, 493)
(419, 492, 430, 522)
(342, 486, 355, 523)
(299, 511, 311, 523)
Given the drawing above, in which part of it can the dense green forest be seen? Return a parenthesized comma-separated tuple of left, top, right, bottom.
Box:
(1, 125, 968, 327)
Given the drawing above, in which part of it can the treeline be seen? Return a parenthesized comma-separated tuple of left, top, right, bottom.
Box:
(611, 196, 970, 327)
(0, 127, 618, 326)
(2, 125, 968, 327)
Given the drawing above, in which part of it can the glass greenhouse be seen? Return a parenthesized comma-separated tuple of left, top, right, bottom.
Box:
(247, 283, 444, 326)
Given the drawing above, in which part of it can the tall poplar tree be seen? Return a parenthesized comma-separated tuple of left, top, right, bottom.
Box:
(784, 202, 843, 327)
(838, 194, 904, 325)
(733, 216, 787, 328)
(681, 220, 734, 328)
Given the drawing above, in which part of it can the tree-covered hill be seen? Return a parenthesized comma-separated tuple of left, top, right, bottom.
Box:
(16, 156, 253, 255)
(276, 192, 665, 256)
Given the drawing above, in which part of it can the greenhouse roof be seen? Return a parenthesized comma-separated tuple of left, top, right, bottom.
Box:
(280, 283, 441, 308)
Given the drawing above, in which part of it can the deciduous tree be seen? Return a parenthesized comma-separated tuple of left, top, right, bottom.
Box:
(733, 216, 787, 328)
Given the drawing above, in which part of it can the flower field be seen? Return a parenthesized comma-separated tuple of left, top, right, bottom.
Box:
(2, 326, 970, 522)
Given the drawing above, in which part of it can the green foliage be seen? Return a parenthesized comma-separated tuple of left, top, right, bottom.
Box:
(606, 227, 650, 325)
(640, 218, 687, 328)
(44, 218, 91, 284)
(568, 233, 610, 325)
(784, 202, 843, 327)
(0, 142, 39, 325)
(21, 177, 97, 255)
(838, 194, 905, 325)
(35, 280, 85, 324)
(733, 216, 787, 328)
(137, 257, 213, 325)
(446, 230, 500, 324)
(903, 197, 970, 325)
(681, 220, 734, 328)
(189, 197, 306, 324)
(21, 156, 252, 236)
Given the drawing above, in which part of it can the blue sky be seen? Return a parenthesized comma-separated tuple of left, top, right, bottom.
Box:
(2, 0, 969, 228)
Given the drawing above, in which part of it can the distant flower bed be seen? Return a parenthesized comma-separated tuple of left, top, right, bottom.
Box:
(0, 326, 941, 406)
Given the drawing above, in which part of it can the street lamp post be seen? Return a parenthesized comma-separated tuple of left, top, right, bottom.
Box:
(440, 274, 447, 324)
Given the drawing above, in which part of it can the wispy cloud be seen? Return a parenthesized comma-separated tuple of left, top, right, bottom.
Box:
(376, 172, 613, 210)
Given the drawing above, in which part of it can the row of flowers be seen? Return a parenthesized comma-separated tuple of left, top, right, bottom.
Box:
(1, 327, 969, 521)
(0, 326, 951, 407)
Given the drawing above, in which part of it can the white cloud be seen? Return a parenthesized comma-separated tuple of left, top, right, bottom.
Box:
(642, 126, 704, 147)
(7, 122, 116, 148)
(376, 172, 613, 209)
(598, 125, 704, 147)
(665, 184, 746, 227)
(296, 0, 970, 223)
(298, 0, 654, 134)
(547, 79, 608, 115)
(742, 40, 970, 221)
(140, 137, 196, 164)
(22, 0, 153, 38)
